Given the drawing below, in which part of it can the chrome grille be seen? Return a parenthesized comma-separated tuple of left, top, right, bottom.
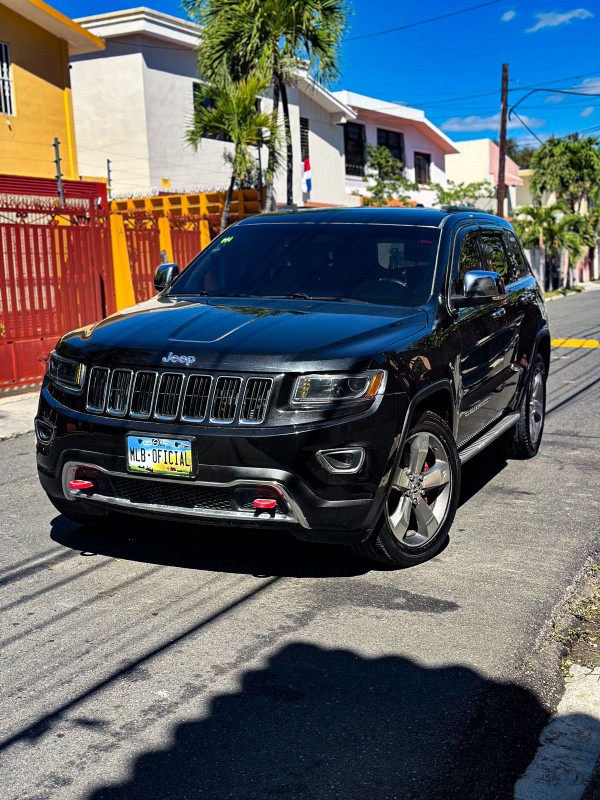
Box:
(86, 367, 109, 412)
(107, 370, 133, 416)
(240, 378, 273, 423)
(84, 368, 272, 425)
(211, 377, 241, 422)
(155, 373, 184, 420)
(130, 371, 157, 419)
(182, 375, 212, 422)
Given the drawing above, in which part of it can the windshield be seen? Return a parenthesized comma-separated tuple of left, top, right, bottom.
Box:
(170, 222, 440, 306)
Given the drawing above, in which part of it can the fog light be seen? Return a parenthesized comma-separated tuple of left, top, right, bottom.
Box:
(34, 417, 56, 445)
(316, 448, 365, 474)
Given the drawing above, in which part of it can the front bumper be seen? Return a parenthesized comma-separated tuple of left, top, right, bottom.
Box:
(36, 383, 408, 544)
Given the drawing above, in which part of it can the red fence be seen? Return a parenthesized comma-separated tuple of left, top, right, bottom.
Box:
(124, 219, 162, 304)
(124, 215, 204, 303)
(0, 197, 115, 390)
(171, 218, 202, 271)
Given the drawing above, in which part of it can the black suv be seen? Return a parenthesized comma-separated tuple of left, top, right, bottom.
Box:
(36, 208, 549, 567)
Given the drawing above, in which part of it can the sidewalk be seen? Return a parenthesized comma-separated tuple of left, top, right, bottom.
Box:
(0, 390, 39, 440)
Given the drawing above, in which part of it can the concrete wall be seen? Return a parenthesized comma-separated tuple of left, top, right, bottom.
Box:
(298, 87, 347, 206)
(0, 3, 79, 178)
(71, 41, 151, 189)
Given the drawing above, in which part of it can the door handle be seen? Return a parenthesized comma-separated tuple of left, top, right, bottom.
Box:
(491, 307, 506, 319)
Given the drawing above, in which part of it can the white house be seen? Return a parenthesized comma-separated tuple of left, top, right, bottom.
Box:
(69, 7, 356, 205)
(444, 138, 523, 213)
(332, 90, 459, 206)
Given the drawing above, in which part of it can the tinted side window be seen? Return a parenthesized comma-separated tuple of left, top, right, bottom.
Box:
(455, 235, 482, 294)
(504, 230, 530, 283)
(479, 235, 509, 279)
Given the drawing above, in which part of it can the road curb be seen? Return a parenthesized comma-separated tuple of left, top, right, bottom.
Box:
(514, 664, 600, 800)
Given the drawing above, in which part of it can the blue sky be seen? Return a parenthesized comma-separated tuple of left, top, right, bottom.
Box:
(56, 0, 600, 144)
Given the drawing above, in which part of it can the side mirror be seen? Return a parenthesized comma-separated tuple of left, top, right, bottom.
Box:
(154, 263, 179, 292)
(451, 270, 505, 308)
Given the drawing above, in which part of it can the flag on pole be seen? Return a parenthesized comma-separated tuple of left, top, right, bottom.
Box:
(302, 158, 312, 194)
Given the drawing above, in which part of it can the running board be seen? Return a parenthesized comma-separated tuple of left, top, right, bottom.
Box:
(459, 413, 520, 464)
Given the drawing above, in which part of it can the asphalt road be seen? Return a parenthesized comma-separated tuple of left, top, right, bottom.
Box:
(1, 291, 599, 800)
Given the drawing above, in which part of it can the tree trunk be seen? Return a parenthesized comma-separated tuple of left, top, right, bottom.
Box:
(265, 80, 280, 212)
(279, 79, 294, 206)
(220, 171, 236, 233)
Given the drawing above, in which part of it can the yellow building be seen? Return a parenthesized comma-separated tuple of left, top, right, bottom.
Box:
(0, 0, 104, 179)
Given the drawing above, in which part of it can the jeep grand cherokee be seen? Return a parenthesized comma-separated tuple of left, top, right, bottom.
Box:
(36, 208, 549, 567)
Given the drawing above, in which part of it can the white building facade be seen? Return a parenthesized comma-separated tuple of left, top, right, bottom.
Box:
(332, 91, 459, 206)
(69, 8, 457, 208)
(69, 8, 355, 205)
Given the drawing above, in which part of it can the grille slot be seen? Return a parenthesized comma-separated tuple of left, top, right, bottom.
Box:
(86, 367, 109, 412)
(181, 375, 212, 421)
(85, 368, 271, 425)
(155, 372, 184, 420)
(240, 378, 273, 423)
(211, 377, 241, 422)
(106, 370, 133, 416)
(130, 371, 157, 419)
(99, 474, 233, 511)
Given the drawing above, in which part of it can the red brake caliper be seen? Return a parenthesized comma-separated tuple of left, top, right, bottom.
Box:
(423, 463, 430, 503)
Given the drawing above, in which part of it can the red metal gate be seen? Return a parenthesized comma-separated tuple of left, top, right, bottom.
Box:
(124, 216, 162, 303)
(171, 218, 202, 270)
(0, 197, 115, 391)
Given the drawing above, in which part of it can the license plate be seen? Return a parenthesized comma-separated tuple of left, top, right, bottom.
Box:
(127, 435, 193, 477)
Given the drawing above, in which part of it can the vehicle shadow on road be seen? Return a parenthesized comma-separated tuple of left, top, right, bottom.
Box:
(50, 446, 511, 578)
(458, 446, 508, 507)
(50, 515, 373, 578)
(84, 641, 549, 800)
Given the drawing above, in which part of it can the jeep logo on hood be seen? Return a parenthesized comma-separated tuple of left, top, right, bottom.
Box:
(162, 352, 196, 367)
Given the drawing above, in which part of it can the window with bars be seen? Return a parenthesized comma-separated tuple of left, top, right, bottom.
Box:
(344, 122, 366, 176)
(377, 128, 405, 166)
(300, 117, 310, 161)
(1, 42, 14, 116)
(414, 152, 431, 185)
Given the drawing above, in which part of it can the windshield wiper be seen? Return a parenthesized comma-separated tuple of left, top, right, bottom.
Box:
(264, 292, 314, 300)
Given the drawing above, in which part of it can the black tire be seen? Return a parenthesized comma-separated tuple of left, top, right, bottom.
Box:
(48, 495, 111, 528)
(502, 354, 546, 459)
(353, 411, 461, 568)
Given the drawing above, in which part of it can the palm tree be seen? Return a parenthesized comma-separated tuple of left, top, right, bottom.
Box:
(186, 72, 281, 231)
(186, 0, 348, 208)
(513, 204, 590, 289)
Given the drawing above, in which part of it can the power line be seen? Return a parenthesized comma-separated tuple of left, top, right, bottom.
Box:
(346, 0, 501, 42)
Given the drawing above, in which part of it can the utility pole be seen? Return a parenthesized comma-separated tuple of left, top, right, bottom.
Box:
(106, 159, 112, 200)
(53, 137, 64, 205)
(496, 63, 509, 218)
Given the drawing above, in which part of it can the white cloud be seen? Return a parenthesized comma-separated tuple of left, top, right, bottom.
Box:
(526, 8, 593, 33)
(545, 94, 565, 104)
(501, 9, 516, 21)
(577, 77, 600, 91)
(441, 113, 545, 133)
(581, 106, 595, 118)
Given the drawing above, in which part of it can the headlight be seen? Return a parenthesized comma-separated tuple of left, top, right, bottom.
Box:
(47, 352, 86, 394)
(291, 370, 385, 407)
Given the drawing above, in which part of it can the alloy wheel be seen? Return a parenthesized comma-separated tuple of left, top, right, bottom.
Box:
(386, 431, 453, 548)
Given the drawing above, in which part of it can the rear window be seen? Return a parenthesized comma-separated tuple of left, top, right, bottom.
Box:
(170, 222, 440, 306)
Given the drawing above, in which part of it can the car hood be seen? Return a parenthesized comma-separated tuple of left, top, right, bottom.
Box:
(60, 295, 428, 372)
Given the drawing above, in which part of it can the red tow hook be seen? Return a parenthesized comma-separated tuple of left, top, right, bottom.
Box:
(68, 479, 94, 491)
(253, 498, 277, 511)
